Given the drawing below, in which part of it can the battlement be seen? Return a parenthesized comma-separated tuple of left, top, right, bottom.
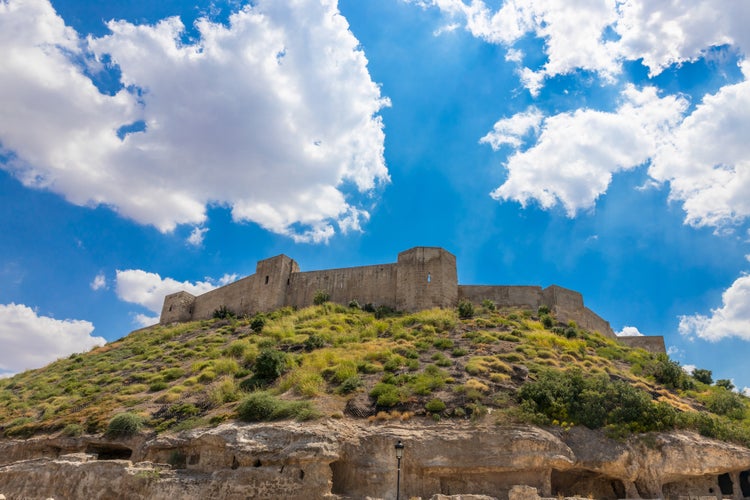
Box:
(159, 247, 665, 352)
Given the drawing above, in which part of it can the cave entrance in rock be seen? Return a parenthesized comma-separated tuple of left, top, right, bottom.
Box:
(718, 473, 733, 496)
(740, 470, 750, 498)
(330, 460, 350, 496)
(85, 443, 133, 460)
(551, 469, 625, 500)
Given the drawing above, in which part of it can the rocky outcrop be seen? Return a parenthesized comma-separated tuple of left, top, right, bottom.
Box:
(1, 421, 749, 500)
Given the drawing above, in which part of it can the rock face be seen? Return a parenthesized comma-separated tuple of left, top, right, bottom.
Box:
(1, 421, 749, 500)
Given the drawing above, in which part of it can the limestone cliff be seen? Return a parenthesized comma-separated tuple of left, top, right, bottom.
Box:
(1, 421, 749, 500)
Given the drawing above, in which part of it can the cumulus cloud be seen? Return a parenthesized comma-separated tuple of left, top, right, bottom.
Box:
(115, 269, 238, 314)
(0, 303, 105, 373)
(616, 326, 643, 337)
(412, 0, 750, 92)
(90, 272, 107, 291)
(649, 67, 750, 231)
(679, 274, 750, 341)
(488, 86, 687, 215)
(0, 0, 389, 243)
(682, 364, 696, 375)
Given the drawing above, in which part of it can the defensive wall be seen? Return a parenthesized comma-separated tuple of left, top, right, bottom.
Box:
(160, 246, 665, 351)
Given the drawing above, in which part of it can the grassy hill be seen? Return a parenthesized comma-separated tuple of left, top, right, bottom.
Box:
(2, 302, 749, 446)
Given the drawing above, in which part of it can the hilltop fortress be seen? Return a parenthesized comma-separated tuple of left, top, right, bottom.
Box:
(160, 247, 664, 352)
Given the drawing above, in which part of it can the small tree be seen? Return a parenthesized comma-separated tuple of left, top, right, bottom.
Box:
(716, 379, 735, 391)
(692, 368, 713, 385)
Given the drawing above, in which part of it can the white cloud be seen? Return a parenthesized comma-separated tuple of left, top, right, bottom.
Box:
(489, 85, 687, 216)
(666, 345, 683, 357)
(0, 303, 105, 373)
(649, 69, 750, 231)
(134, 313, 160, 328)
(115, 269, 238, 314)
(480, 107, 543, 149)
(412, 0, 750, 92)
(0, 0, 389, 243)
(616, 325, 643, 337)
(679, 273, 750, 341)
(682, 364, 696, 375)
(187, 227, 208, 247)
(743, 387, 750, 397)
(90, 272, 107, 291)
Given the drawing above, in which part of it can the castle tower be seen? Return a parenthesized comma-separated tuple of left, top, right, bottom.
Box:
(160, 291, 196, 323)
(250, 254, 299, 312)
(396, 247, 458, 311)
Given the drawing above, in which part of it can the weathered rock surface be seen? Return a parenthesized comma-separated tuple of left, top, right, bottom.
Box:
(1, 421, 749, 500)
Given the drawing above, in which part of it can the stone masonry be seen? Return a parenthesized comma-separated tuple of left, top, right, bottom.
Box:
(159, 246, 664, 351)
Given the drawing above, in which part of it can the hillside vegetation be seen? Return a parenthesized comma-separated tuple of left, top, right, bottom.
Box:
(1, 301, 749, 446)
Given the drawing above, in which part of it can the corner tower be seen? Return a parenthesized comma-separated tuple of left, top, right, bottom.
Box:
(396, 247, 458, 311)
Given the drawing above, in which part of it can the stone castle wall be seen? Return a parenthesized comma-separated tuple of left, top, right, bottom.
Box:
(161, 246, 663, 349)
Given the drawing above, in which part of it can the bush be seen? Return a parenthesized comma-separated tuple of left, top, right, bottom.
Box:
(254, 348, 289, 381)
(348, 300, 361, 309)
(425, 398, 446, 413)
(213, 305, 235, 319)
(457, 300, 474, 319)
(250, 315, 266, 333)
(304, 333, 326, 351)
(692, 368, 713, 385)
(705, 389, 745, 419)
(313, 290, 330, 305)
(537, 305, 550, 316)
(650, 354, 693, 390)
(236, 392, 319, 422)
(540, 314, 554, 329)
(62, 423, 84, 437)
(370, 383, 403, 407)
(481, 299, 496, 311)
(106, 412, 144, 438)
(716, 379, 735, 391)
(517, 368, 677, 432)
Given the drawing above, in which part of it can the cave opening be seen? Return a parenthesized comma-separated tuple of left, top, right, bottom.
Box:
(85, 444, 132, 460)
(740, 470, 750, 498)
(551, 469, 624, 500)
(718, 473, 733, 496)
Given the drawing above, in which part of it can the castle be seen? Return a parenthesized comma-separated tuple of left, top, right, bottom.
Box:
(160, 247, 664, 352)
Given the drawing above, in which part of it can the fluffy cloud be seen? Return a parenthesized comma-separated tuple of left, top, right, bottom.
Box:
(0, 0, 389, 243)
(616, 326, 643, 337)
(115, 269, 237, 314)
(679, 274, 750, 341)
(416, 0, 750, 91)
(487, 86, 687, 215)
(0, 303, 105, 373)
(649, 67, 750, 231)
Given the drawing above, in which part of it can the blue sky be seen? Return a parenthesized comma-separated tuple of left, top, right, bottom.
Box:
(2, 0, 750, 391)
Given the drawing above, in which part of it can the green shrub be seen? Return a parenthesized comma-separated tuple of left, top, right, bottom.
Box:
(716, 379, 735, 391)
(692, 368, 713, 385)
(370, 383, 402, 407)
(106, 412, 144, 437)
(313, 290, 330, 305)
(425, 398, 446, 413)
(481, 299, 496, 311)
(540, 314, 554, 329)
(62, 423, 84, 437)
(457, 300, 474, 319)
(650, 354, 693, 390)
(254, 349, 289, 380)
(705, 389, 745, 419)
(337, 376, 362, 394)
(213, 306, 235, 319)
(348, 300, 361, 309)
(433, 338, 454, 350)
(250, 315, 266, 333)
(236, 392, 319, 422)
(537, 305, 550, 316)
(304, 333, 326, 351)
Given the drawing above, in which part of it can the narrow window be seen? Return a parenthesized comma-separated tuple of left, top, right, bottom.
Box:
(427, 272, 431, 283)
(265, 275, 269, 284)
(168, 305, 173, 312)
